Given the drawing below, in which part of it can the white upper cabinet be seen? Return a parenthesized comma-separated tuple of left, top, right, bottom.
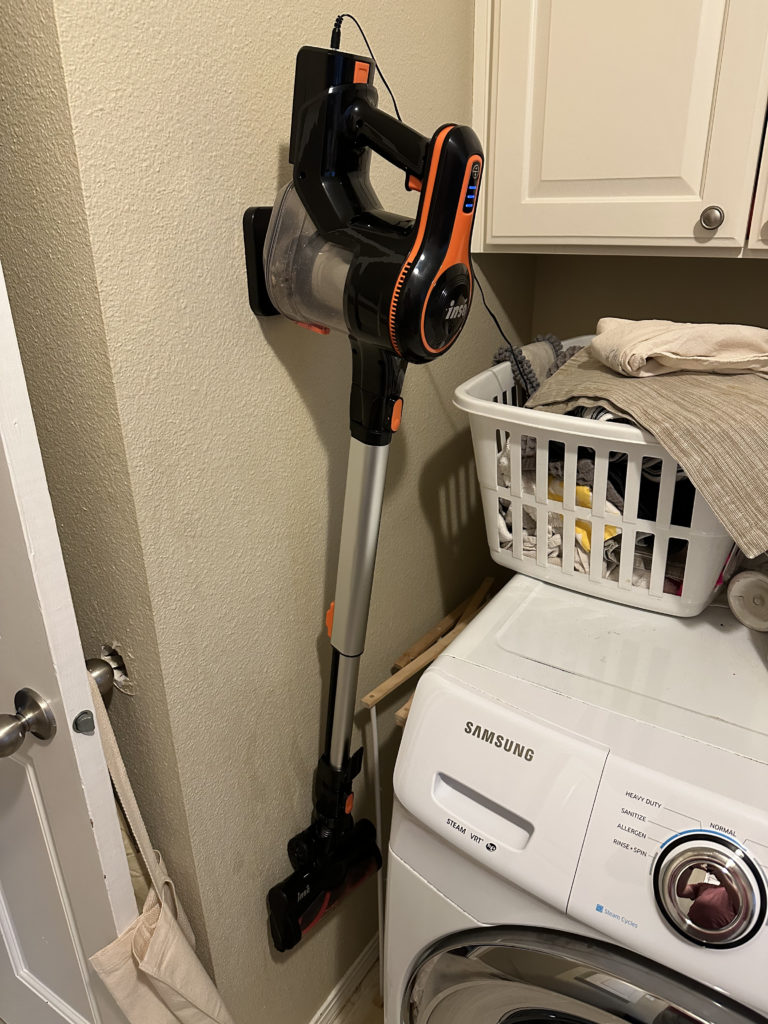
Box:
(474, 0, 768, 253)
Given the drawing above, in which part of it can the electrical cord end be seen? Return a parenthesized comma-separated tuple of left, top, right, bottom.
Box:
(330, 15, 343, 49)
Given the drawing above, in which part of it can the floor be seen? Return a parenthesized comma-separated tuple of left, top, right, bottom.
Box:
(338, 962, 383, 1024)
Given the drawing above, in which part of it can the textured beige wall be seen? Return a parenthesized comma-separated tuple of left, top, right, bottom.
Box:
(531, 254, 768, 337)
(2, 1, 534, 1021)
(0, 0, 210, 962)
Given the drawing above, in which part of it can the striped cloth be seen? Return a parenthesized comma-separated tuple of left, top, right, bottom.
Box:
(526, 349, 768, 558)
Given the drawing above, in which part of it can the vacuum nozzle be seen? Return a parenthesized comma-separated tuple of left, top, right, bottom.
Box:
(267, 818, 382, 952)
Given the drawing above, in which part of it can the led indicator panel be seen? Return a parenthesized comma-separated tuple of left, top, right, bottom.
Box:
(463, 161, 481, 213)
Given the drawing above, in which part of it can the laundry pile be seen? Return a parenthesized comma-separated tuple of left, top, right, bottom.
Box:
(493, 318, 768, 586)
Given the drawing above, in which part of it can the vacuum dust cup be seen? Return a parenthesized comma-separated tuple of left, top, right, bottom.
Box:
(264, 183, 351, 335)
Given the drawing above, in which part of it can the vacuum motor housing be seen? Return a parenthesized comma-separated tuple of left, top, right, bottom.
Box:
(262, 46, 483, 363)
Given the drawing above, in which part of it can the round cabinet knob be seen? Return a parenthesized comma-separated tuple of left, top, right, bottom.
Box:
(700, 205, 725, 230)
(0, 688, 57, 758)
(653, 832, 766, 948)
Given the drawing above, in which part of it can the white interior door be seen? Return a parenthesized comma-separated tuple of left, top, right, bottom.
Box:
(480, 0, 768, 250)
(0, 262, 136, 1024)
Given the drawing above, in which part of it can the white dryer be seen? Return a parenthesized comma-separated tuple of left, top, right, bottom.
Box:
(385, 575, 768, 1024)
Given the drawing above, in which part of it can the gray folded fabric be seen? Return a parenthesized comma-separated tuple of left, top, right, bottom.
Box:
(526, 349, 768, 558)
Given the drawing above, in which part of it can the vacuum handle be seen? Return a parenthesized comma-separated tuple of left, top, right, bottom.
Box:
(349, 340, 406, 446)
(347, 99, 428, 180)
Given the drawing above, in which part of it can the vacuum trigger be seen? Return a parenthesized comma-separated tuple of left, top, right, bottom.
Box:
(405, 173, 422, 192)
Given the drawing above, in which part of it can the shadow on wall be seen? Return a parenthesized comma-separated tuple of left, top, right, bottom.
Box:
(418, 426, 494, 607)
(532, 254, 768, 338)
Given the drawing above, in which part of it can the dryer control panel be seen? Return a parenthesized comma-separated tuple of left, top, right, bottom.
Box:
(568, 751, 768, 1017)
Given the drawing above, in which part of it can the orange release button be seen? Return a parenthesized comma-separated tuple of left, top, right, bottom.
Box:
(325, 601, 335, 638)
(391, 398, 403, 432)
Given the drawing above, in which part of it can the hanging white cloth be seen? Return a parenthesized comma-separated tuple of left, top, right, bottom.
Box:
(88, 677, 236, 1024)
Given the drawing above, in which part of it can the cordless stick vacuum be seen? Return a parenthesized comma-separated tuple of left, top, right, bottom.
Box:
(244, 31, 483, 952)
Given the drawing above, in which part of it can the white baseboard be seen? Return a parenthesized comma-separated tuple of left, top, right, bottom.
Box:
(308, 935, 379, 1024)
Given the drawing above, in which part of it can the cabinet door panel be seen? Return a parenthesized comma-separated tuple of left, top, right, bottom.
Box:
(747, 138, 768, 255)
(484, 0, 768, 249)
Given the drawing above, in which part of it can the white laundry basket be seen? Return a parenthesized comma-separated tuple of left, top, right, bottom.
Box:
(454, 361, 735, 616)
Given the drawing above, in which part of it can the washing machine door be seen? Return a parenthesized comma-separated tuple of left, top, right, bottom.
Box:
(404, 928, 761, 1024)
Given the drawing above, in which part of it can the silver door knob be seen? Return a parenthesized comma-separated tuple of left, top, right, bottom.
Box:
(700, 205, 725, 230)
(0, 688, 57, 758)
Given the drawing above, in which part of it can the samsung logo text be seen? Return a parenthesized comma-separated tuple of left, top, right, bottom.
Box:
(464, 721, 534, 760)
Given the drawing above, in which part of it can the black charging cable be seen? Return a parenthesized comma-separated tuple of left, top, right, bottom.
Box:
(330, 13, 402, 121)
(475, 275, 528, 384)
(475, 276, 514, 349)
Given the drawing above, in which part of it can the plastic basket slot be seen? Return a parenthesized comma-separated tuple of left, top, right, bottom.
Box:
(588, 521, 605, 583)
(508, 433, 523, 499)
(673, 540, 690, 598)
(536, 502, 548, 567)
(549, 511, 564, 568)
(590, 446, 610, 517)
(640, 456, 662, 521)
(608, 451, 628, 507)
(618, 526, 637, 590)
(535, 442, 548, 504)
(486, 489, 504, 554)
(515, 433, 533, 499)
(670, 468, 695, 529)
(561, 508, 576, 576)
(511, 497, 523, 559)
(622, 453, 643, 525)
(495, 428, 508, 503)
(655, 458, 678, 528)
(519, 503, 534, 562)
(648, 533, 669, 597)
(561, 441, 578, 512)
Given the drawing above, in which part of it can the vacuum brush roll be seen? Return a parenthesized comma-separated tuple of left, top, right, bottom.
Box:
(267, 819, 382, 952)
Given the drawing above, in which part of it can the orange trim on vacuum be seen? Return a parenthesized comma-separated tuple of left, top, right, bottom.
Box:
(295, 321, 331, 335)
(390, 398, 403, 432)
(388, 125, 455, 354)
(353, 61, 371, 84)
(325, 601, 335, 638)
(419, 153, 483, 355)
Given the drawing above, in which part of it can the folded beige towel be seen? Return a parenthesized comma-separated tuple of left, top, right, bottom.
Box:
(591, 318, 768, 377)
(527, 349, 768, 558)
